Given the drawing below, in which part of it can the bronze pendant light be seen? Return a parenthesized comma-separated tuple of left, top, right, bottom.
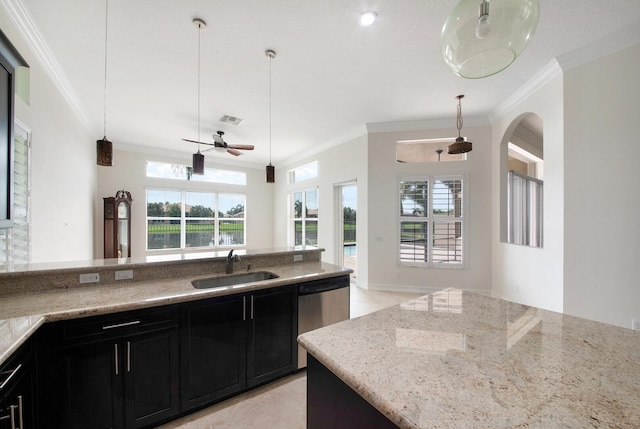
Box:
(448, 95, 473, 155)
(265, 49, 276, 183)
(191, 18, 206, 175)
(97, 0, 113, 166)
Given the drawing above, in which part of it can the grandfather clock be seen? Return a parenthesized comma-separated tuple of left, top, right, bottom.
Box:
(104, 190, 132, 258)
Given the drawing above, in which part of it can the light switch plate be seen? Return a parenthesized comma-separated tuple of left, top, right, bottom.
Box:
(632, 319, 640, 331)
(293, 254, 303, 262)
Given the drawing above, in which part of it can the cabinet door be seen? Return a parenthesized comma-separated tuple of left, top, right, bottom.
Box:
(0, 357, 34, 429)
(180, 294, 246, 411)
(58, 341, 124, 429)
(124, 328, 180, 429)
(246, 286, 297, 387)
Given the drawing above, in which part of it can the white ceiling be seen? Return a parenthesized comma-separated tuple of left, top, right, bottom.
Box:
(11, 0, 640, 167)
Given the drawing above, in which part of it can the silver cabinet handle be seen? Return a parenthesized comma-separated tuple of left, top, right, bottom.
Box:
(18, 395, 23, 429)
(243, 296, 246, 321)
(102, 320, 140, 330)
(251, 295, 254, 320)
(127, 341, 131, 373)
(0, 364, 22, 390)
(9, 404, 16, 429)
(114, 343, 119, 375)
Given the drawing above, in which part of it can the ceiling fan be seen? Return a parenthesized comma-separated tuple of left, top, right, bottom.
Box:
(183, 131, 255, 157)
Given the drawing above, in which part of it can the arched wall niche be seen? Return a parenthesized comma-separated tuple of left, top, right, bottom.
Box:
(499, 112, 544, 244)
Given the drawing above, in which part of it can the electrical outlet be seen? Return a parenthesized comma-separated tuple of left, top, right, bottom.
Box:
(115, 270, 133, 280)
(293, 254, 303, 262)
(79, 273, 100, 284)
(632, 319, 640, 331)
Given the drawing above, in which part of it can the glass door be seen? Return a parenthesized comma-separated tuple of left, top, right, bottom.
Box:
(335, 182, 356, 279)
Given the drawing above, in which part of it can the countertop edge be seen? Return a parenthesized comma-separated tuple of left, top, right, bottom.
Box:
(0, 261, 351, 366)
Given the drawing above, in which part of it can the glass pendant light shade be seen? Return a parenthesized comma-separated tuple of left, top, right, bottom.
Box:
(441, 0, 540, 79)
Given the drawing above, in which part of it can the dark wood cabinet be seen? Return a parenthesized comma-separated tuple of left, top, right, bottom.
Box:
(246, 286, 297, 387)
(39, 305, 179, 429)
(0, 341, 35, 429)
(180, 293, 246, 410)
(180, 285, 297, 413)
(104, 190, 132, 258)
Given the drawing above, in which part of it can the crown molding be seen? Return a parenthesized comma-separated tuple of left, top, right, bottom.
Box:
(278, 124, 367, 168)
(0, 0, 95, 136)
(366, 116, 490, 134)
(488, 59, 562, 124)
(556, 23, 640, 71)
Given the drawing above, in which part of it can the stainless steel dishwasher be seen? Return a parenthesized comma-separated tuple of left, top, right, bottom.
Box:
(297, 276, 350, 369)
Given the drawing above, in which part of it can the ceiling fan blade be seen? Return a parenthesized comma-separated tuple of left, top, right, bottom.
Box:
(227, 148, 243, 156)
(227, 144, 254, 151)
(182, 138, 215, 146)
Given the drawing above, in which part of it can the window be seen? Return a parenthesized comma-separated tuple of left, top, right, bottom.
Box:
(146, 161, 246, 185)
(146, 189, 246, 250)
(289, 161, 318, 183)
(507, 140, 543, 248)
(290, 188, 318, 246)
(0, 122, 30, 268)
(396, 139, 466, 163)
(400, 176, 464, 267)
(507, 171, 543, 247)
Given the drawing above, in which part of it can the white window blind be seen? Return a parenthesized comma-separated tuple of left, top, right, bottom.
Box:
(400, 177, 464, 267)
(507, 170, 543, 247)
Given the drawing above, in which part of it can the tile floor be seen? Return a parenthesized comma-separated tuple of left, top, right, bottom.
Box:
(158, 284, 422, 429)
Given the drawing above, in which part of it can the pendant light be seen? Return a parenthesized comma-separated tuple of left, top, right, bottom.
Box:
(448, 95, 472, 155)
(265, 49, 276, 183)
(441, 0, 540, 79)
(191, 18, 206, 175)
(96, 0, 113, 166)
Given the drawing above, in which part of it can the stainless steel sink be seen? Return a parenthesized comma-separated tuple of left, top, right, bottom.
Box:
(192, 271, 280, 289)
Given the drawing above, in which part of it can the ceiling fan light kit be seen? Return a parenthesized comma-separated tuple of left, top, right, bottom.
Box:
(441, 0, 540, 79)
(97, 0, 113, 166)
(448, 95, 472, 155)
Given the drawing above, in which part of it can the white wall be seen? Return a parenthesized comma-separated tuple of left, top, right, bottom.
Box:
(1, 11, 96, 264)
(96, 150, 274, 258)
(563, 44, 640, 328)
(491, 73, 565, 313)
(272, 134, 368, 284)
(367, 126, 492, 294)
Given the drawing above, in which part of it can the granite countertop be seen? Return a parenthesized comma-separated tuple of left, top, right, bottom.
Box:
(298, 288, 640, 429)
(0, 260, 349, 365)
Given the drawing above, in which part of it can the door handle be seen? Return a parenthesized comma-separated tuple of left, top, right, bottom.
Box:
(18, 395, 23, 429)
(127, 341, 131, 373)
(243, 296, 246, 321)
(114, 343, 119, 375)
(251, 295, 254, 320)
(0, 364, 22, 391)
(102, 320, 140, 330)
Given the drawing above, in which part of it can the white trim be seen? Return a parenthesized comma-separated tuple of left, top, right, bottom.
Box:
(0, 0, 96, 136)
(556, 23, 640, 72)
(367, 116, 489, 134)
(489, 60, 562, 124)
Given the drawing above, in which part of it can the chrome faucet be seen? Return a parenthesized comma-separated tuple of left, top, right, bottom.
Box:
(226, 249, 241, 274)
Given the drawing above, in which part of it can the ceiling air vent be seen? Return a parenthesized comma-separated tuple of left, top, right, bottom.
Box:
(219, 115, 244, 126)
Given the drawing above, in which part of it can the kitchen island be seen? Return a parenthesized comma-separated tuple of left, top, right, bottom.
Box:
(298, 288, 640, 428)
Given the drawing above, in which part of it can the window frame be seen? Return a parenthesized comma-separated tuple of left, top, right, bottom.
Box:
(146, 188, 247, 251)
(289, 187, 319, 247)
(399, 175, 466, 269)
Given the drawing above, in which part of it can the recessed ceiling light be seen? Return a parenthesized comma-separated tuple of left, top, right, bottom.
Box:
(359, 11, 377, 26)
